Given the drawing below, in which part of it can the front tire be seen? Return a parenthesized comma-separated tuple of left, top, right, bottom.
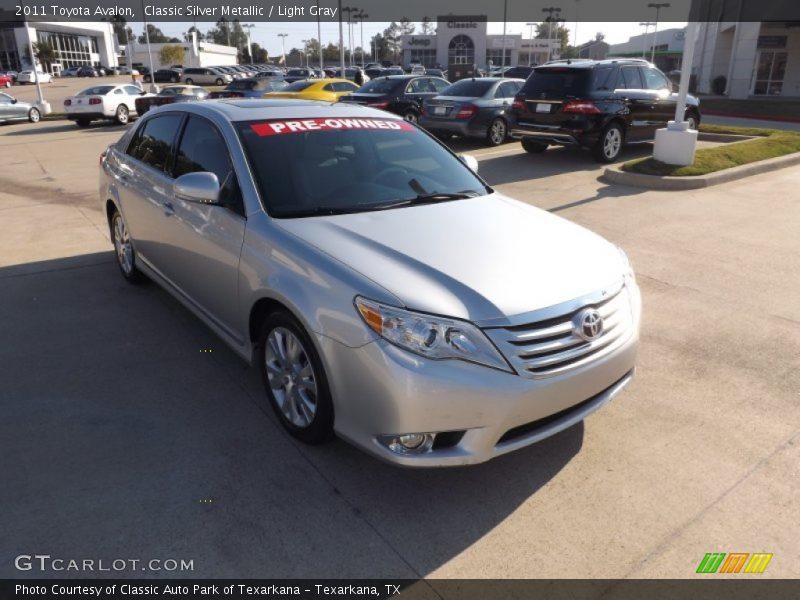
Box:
(110, 209, 145, 284)
(521, 138, 548, 153)
(256, 311, 334, 445)
(686, 110, 700, 131)
(485, 117, 508, 146)
(28, 107, 40, 123)
(115, 104, 129, 125)
(402, 110, 419, 124)
(592, 122, 624, 163)
(215, 78, 224, 86)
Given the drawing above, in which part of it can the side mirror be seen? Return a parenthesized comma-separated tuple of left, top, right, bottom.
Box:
(174, 172, 220, 205)
(459, 153, 479, 173)
(11, 98, 17, 104)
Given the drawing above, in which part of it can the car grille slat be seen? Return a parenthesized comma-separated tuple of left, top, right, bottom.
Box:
(484, 286, 633, 379)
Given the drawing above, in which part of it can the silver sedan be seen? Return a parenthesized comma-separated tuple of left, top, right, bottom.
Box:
(99, 100, 641, 467)
(0, 92, 41, 123)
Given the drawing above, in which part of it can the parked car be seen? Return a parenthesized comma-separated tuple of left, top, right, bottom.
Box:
(340, 75, 450, 123)
(135, 85, 210, 114)
(420, 77, 525, 146)
(265, 78, 359, 102)
(332, 67, 371, 83)
(210, 78, 288, 98)
(0, 73, 13, 88)
(426, 68, 448, 80)
(284, 68, 319, 83)
(182, 67, 233, 86)
(0, 92, 41, 123)
(499, 65, 534, 80)
(99, 66, 120, 76)
(99, 101, 640, 466)
(76, 66, 100, 78)
(148, 69, 182, 83)
(508, 58, 701, 162)
(410, 64, 426, 75)
(62, 66, 82, 77)
(364, 67, 384, 79)
(64, 84, 143, 126)
(17, 70, 52, 84)
(117, 66, 135, 75)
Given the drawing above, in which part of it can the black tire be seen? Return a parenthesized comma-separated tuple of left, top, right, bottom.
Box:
(521, 138, 548, 153)
(402, 110, 419, 124)
(143, 75, 151, 83)
(76, 119, 91, 127)
(485, 117, 508, 146)
(170, 76, 177, 83)
(115, 104, 129, 125)
(184, 78, 193, 85)
(256, 310, 334, 445)
(592, 122, 624, 163)
(685, 110, 700, 131)
(215, 78, 224, 86)
(109, 208, 145, 284)
(28, 107, 40, 123)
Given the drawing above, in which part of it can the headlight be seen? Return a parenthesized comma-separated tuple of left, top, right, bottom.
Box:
(355, 296, 512, 373)
(618, 247, 636, 284)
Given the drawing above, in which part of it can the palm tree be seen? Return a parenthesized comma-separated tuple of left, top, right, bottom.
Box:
(32, 41, 56, 73)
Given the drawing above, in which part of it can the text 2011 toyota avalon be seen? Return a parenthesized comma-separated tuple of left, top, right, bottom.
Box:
(99, 99, 641, 466)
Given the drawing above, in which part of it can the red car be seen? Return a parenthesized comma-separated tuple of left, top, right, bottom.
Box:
(0, 73, 13, 88)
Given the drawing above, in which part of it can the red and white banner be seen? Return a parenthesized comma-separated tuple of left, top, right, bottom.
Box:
(251, 118, 415, 137)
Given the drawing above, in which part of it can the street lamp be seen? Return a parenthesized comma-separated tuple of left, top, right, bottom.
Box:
(277, 33, 288, 66)
(639, 22, 655, 58)
(342, 6, 359, 67)
(337, 0, 345, 73)
(316, 0, 324, 70)
(542, 7, 561, 62)
(525, 22, 536, 66)
(355, 11, 368, 68)
(647, 2, 671, 64)
(500, 0, 508, 75)
(241, 24, 255, 63)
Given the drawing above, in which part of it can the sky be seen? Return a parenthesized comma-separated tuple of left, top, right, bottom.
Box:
(143, 21, 686, 58)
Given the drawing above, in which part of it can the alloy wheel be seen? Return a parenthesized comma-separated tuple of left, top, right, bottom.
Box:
(489, 119, 506, 145)
(265, 327, 318, 428)
(113, 214, 133, 275)
(604, 128, 622, 159)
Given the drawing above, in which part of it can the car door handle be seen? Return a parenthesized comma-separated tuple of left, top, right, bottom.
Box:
(163, 201, 174, 215)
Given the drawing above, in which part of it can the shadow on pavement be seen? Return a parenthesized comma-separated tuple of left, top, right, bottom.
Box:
(1, 252, 583, 579)
(2, 120, 131, 136)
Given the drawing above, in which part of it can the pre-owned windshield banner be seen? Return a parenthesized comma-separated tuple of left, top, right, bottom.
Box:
(251, 118, 416, 137)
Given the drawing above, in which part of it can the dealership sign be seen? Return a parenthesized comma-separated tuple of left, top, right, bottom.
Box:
(407, 36, 432, 47)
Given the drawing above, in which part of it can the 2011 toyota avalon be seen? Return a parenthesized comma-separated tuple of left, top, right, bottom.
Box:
(99, 99, 641, 467)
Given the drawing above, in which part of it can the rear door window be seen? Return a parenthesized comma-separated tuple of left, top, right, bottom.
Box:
(617, 66, 644, 90)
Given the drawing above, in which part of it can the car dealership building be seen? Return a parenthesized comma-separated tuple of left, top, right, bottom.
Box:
(399, 16, 559, 70)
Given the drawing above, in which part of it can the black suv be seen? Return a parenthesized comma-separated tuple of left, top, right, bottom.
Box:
(508, 59, 700, 162)
(339, 75, 450, 123)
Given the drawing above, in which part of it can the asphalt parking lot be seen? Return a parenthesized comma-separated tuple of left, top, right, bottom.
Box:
(1, 118, 798, 582)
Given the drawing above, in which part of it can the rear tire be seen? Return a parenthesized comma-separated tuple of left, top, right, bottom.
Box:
(215, 78, 224, 86)
(521, 138, 548, 153)
(592, 122, 624, 163)
(110, 209, 145, 284)
(402, 110, 419, 123)
(76, 119, 91, 127)
(28, 107, 40, 123)
(485, 117, 508, 146)
(115, 104, 129, 125)
(256, 310, 334, 445)
(184, 78, 193, 85)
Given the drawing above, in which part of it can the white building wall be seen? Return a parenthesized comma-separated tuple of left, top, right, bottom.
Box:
(726, 22, 760, 98)
(127, 41, 237, 70)
(759, 25, 800, 97)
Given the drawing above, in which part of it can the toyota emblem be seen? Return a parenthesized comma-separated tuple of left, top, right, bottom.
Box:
(575, 309, 603, 341)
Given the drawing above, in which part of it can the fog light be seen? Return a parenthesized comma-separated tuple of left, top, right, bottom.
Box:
(383, 433, 435, 455)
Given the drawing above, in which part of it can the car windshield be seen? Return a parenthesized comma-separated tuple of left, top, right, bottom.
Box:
(227, 80, 257, 90)
(521, 68, 593, 98)
(287, 69, 308, 76)
(356, 78, 400, 93)
(78, 86, 115, 96)
(283, 80, 314, 92)
(440, 79, 493, 97)
(235, 117, 488, 218)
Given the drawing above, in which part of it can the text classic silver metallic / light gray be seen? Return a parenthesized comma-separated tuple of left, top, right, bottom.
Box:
(99, 99, 641, 467)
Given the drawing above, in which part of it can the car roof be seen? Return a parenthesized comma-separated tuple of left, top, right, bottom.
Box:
(538, 58, 652, 69)
(150, 98, 404, 122)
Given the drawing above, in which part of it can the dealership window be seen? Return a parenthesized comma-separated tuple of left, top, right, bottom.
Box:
(409, 48, 436, 68)
(448, 35, 474, 65)
(486, 49, 511, 68)
(0, 28, 20, 70)
(37, 30, 101, 68)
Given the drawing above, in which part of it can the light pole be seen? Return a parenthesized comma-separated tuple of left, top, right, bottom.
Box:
(142, 0, 157, 92)
(242, 24, 254, 62)
(21, 16, 48, 114)
(316, 0, 324, 70)
(573, 0, 581, 48)
(301, 40, 309, 67)
(525, 22, 536, 66)
(647, 3, 670, 64)
(355, 11, 368, 67)
(639, 22, 654, 58)
(277, 33, 288, 66)
(342, 7, 358, 67)
(338, 0, 345, 73)
(542, 7, 561, 62)
(500, 0, 508, 75)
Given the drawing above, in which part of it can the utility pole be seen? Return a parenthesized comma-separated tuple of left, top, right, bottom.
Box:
(648, 3, 671, 64)
(242, 24, 254, 62)
(573, 0, 581, 48)
(639, 22, 654, 58)
(277, 33, 288, 66)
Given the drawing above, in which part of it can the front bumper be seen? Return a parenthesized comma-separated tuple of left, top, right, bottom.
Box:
(317, 287, 640, 467)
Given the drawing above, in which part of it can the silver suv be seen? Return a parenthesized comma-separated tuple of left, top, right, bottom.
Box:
(99, 100, 640, 466)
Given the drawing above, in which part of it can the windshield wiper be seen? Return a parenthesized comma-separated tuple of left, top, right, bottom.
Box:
(367, 190, 483, 212)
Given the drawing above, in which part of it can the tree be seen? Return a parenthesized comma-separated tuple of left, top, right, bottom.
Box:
(534, 20, 571, 52)
(595, 32, 605, 42)
(206, 18, 248, 49)
(138, 24, 171, 44)
(371, 33, 389, 62)
(184, 26, 205, 43)
(399, 18, 415, 36)
(159, 44, 185, 66)
(32, 41, 56, 71)
(322, 42, 341, 63)
(420, 17, 434, 35)
(383, 22, 401, 62)
(250, 42, 269, 63)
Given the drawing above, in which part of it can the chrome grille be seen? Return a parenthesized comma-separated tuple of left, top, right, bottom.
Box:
(485, 287, 633, 379)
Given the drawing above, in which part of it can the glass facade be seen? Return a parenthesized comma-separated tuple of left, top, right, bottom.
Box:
(485, 49, 512, 68)
(448, 35, 475, 65)
(37, 30, 100, 67)
(409, 48, 437, 68)
(0, 28, 20, 71)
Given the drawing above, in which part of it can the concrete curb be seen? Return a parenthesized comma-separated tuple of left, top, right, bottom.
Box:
(697, 132, 756, 143)
(602, 151, 800, 190)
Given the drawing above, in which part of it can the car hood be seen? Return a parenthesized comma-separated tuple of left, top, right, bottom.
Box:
(277, 193, 625, 324)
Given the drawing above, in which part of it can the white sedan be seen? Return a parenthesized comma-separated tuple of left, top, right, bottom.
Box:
(64, 83, 144, 126)
(17, 70, 52, 84)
